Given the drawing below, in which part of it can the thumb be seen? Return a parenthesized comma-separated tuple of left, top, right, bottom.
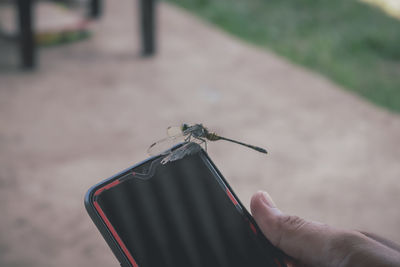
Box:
(250, 191, 344, 266)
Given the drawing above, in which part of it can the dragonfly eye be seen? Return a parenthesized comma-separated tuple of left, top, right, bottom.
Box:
(182, 123, 189, 131)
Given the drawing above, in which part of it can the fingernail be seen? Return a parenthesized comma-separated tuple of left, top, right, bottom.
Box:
(260, 191, 276, 208)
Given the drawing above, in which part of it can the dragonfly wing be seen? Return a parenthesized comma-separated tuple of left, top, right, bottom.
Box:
(160, 144, 187, 164)
(148, 126, 186, 156)
(185, 142, 202, 155)
(160, 142, 202, 164)
(147, 135, 184, 156)
(167, 126, 184, 137)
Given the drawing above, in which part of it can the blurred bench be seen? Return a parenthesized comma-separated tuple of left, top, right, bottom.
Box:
(13, 0, 102, 69)
(5, 0, 156, 70)
(16, 0, 35, 69)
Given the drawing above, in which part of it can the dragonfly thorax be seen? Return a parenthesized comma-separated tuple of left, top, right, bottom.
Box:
(184, 124, 207, 138)
(205, 132, 221, 141)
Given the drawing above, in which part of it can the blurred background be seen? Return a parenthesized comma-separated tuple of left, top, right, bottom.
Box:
(1, 0, 399, 266)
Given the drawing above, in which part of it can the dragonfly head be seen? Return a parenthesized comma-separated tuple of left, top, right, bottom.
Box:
(181, 123, 190, 132)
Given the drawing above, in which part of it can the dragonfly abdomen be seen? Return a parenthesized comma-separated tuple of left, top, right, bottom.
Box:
(206, 132, 221, 141)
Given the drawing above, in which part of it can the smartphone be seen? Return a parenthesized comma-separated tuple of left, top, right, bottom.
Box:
(85, 144, 286, 267)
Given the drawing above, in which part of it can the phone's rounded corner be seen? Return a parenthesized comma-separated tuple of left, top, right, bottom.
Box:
(84, 176, 123, 213)
(84, 185, 96, 212)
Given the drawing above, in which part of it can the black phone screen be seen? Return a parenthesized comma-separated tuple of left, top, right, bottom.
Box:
(94, 151, 282, 267)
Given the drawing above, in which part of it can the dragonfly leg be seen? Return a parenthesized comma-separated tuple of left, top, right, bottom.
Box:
(197, 137, 207, 151)
(187, 133, 194, 143)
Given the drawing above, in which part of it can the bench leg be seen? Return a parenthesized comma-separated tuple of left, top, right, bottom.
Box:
(17, 0, 35, 69)
(140, 0, 156, 56)
(89, 0, 102, 18)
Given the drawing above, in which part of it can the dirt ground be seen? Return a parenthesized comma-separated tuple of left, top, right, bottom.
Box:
(1, 1, 399, 266)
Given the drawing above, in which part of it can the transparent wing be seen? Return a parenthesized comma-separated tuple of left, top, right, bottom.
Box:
(167, 125, 183, 137)
(160, 142, 202, 164)
(147, 135, 185, 156)
(147, 125, 186, 156)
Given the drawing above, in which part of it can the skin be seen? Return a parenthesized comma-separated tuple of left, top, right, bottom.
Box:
(250, 191, 400, 267)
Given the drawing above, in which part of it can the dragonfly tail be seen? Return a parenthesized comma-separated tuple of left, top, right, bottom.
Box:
(216, 136, 268, 154)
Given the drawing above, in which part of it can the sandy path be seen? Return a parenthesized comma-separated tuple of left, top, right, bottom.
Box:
(1, 1, 399, 266)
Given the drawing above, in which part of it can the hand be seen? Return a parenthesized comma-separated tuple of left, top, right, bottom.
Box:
(250, 191, 400, 267)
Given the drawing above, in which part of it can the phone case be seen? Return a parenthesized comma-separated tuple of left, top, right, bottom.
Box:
(85, 148, 287, 267)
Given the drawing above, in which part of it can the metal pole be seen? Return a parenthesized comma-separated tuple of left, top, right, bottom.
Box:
(89, 0, 102, 19)
(140, 0, 156, 56)
(17, 0, 35, 69)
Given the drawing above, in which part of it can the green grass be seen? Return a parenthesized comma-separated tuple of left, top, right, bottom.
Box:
(165, 0, 400, 113)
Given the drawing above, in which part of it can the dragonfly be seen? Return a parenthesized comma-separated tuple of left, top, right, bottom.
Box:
(148, 123, 267, 164)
